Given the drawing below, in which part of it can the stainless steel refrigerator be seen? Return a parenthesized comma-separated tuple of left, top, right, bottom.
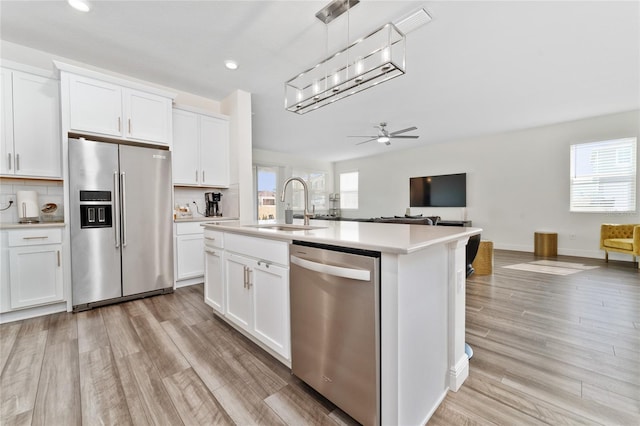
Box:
(69, 137, 173, 310)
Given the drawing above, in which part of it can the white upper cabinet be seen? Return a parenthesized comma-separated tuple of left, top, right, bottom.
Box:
(69, 75, 122, 137)
(124, 88, 171, 143)
(172, 107, 229, 187)
(200, 115, 229, 187)
(1, 68, 61, 178)
(62, 66, 174, 145)
(0, 68, 14, 176)
(172, 109, 200, 183)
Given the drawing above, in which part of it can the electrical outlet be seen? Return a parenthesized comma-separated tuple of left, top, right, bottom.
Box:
(8, 195, 16, 204)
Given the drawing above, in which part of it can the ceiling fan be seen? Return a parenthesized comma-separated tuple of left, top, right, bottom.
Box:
(349, 122, 419, 146)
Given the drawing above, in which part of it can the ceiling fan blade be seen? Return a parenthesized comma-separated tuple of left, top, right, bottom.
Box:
(348, 135, 377, 138)
(390, 135, 419, 139)
(356, 138, 377, 145)
(389, 126, 417, 136)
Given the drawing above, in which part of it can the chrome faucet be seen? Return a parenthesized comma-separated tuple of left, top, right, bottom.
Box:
(281, 177, 314, 225)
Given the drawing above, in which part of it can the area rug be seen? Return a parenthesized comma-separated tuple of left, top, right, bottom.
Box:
(503, 260, 599, 276)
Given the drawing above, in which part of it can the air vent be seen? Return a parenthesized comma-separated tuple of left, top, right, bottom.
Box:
(395, 8, 432, 35)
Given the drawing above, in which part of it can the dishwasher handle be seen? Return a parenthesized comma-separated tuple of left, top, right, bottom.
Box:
(291, 255, 371, 281)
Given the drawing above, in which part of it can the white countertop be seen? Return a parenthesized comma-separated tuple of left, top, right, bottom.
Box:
(203, 219, 481, 254)
(174, 216, 238, 223)
(0, 221, 65, 229)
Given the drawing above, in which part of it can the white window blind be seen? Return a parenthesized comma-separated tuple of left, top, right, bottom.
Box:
(340, 171, 359, 209)
(570, 137, 637, 212)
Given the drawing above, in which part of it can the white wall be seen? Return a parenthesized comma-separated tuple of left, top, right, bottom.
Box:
(221, 90, 253, 221)
(334, 110, 640, 260)
(1, 40, 221, 113)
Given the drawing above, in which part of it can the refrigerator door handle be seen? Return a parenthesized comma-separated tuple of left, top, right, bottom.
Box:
(113, 171, 120, 248)
(121, 171, 127, 247)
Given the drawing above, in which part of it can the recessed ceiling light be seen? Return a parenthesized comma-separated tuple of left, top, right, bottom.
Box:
(224, 60, 238, 70)
(68, 0, 90, 12)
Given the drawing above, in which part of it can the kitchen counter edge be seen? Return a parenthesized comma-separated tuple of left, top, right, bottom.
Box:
(175, 216, 238, 223)
(1, 222, 65, 230)
(202, 221, 482, 255)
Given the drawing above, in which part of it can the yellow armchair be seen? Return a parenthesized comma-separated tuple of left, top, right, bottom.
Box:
(600, 224, 640, 268)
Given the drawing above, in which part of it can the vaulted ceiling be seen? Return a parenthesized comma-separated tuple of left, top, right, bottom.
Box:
(1, 1, 638, 162)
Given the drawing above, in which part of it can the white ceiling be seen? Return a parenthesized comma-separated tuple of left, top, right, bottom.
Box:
(1, 0, 638, 162)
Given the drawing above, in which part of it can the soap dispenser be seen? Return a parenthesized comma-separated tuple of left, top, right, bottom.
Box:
(285, 203, 293, 224)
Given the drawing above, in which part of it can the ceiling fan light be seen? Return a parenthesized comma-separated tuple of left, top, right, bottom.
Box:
(224, 60, 239, 70)
(377, 136, 390, 143)
(68, 0, 90, 12)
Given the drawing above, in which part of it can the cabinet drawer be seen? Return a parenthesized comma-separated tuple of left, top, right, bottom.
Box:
(225, 233, 288, 265)
(176, 221, 205, 235)
(203, 229, 224, 248)
(8, 228, 62, 247)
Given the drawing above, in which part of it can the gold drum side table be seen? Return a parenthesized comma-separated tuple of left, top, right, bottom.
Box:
(534, 232, 558, 257)
(472, 241, 494, 275)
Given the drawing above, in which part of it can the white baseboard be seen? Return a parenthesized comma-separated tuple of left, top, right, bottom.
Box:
(175, 276, 204, 288)
(448, 355, 469, 392)
(492, 243, 621, 261)
(0, 302, 67, 324)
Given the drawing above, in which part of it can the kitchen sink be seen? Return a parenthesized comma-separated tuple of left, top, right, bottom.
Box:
(244, 224, 326, 231)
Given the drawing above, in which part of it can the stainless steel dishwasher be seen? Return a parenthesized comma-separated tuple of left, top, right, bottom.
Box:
(290, 241, 380, 426)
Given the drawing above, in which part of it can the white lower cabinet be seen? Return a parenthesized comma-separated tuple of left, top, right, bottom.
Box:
(1, 227, 64, 313)
(251, 260, 289, 357)
(175, 222, 205, 286)
(205, 231, 290, 361)
(204, 246, 224, 314)
(10, 245, 63, 309)
(204, 229, 225, 314)
(176, 234, 204, 280)
(224, 252, 253, 331)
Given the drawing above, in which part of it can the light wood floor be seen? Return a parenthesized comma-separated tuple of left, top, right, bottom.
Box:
(1, 250, 638, 425)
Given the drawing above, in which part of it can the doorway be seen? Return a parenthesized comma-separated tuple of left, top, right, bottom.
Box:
(256, 166, 278, 221)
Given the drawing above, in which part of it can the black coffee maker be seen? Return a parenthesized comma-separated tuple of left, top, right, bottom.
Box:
(205, 192, 222, 217)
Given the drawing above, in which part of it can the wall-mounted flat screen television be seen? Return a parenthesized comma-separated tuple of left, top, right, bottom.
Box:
(410, 173, 466, 207)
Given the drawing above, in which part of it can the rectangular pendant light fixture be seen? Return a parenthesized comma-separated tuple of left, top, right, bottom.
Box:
(285, 0, 406, 114)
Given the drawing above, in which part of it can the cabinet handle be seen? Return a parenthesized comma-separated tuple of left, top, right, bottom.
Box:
(128, 118, 131, 134)
(118, 117, 121, 132)
(7, 153, 11, 170)
(257, 260, 271, 268)
(247, 268, 253, 288)
(243, 266, 248, 288)
(57, 250, 61, 267)
(204, 248, 218, 256)
(195, 170, 198, 183)
(204, 237, 216, 241)
(15, 154, 20, 170)
(202, 171, 205, 182)
(113, 171, 120, 248)
(121, 172, 127, 247)
(22, 236, 49, 240)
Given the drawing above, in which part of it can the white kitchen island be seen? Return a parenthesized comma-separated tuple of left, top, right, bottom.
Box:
(202, 219, 481, 426)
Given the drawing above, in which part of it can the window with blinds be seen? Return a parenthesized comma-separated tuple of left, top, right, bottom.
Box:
(569, 137, 637, 212)
(340, 171, 359, 209)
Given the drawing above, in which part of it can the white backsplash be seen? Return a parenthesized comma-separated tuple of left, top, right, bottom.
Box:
(173, 184, 239, 219)
(0, 179, 64, 223)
